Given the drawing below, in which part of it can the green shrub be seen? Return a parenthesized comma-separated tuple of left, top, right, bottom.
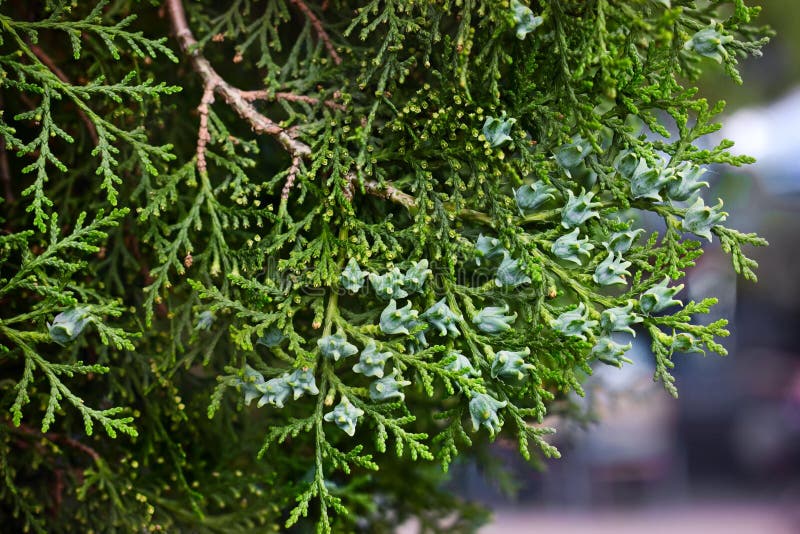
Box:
(0, 0, 769, 531)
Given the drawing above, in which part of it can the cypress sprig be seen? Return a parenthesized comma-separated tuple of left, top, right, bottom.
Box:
(0, 0, 771, 531)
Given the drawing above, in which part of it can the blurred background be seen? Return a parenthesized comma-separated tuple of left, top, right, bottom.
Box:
(453, 3, 800, 532)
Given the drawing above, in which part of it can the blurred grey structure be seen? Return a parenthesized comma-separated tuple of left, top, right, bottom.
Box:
(723, 87, 800, 196)
(454, 27, 800, 533)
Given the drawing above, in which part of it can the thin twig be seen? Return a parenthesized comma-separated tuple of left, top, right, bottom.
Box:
(0, 91, 13, 202)
(166, 0, 311, 159)
(361, 179, 417, 210)
(360, 177, 497, 226)
(166, 0, 419, 210)
(52, 467, 64, 516)
(8, 420, 101, 462)
(0, 143, 12, 203)
(28, 43, 100, 146)
(288, 0, 342, 65)
(282, 156, 302, 201)
(125, 230, 168, 317)
(240, 89, 345, 111)
(196, 87, 214, 173)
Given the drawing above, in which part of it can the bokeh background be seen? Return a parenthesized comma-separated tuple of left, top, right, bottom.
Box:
(452, 3, 800, 532)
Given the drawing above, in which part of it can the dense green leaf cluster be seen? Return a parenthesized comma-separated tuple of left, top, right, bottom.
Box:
(0, 0, 769, 532)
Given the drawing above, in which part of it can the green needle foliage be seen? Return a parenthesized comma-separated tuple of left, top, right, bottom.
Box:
(0, 0, 770, 531)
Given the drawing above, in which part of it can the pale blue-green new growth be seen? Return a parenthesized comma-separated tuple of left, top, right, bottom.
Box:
(369, 268, 408, 300)
(473, 304, 517, 334)
(48, 307, 92, 345)
(551, 303, 598, 341)
(685, 25, 734, 63)
(256, 377, 292, 408)
(403, 259, 431, 294)
(406, 328, 429, 355)
(475, 234, 505, 265)
(444, 350, 480, 377)
(640, 277, 684, 314)
(317, 331, 358, 361)
(608, 227, 645, 254)
(469, 393, 507, 436)
(682, 197, 727, 241)
(600, 302, 642, 336)
(561, 189, 601, 228)
(614, 149, 640, 180)
(380, 299, 420, 335)
(257, 326, 285, 347)
(285, 368, 320, 400)
(511, 0, 543, 40)
(324, 397, 364, 436)
(592, 337, 633, 367)
(370, 370, 411, 402)
(515, 181, 557, 214)
(554, 135, 592, 171)
(672, 332, 705, 354)
(239, 365, 265, 406)
(340, 258, 367, 292)
(593, 250, 632, 286)
(667, 163, 709, 201)
(352, 341, 393, 378)
(423, 298, 461, 337)
(195, 310, 215, 331)
(495, 253, 531, 287)
(482, 115, 516, 147)
(369, 267, 408, 300)
(628, 159, 674, 201)
(491, 348, 535, 382)
(551, 227, 594, 266)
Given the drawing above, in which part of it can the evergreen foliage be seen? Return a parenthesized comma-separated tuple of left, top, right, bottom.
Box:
(0, 0, 770, 531)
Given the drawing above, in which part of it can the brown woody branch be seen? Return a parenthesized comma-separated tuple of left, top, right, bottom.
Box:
(0, 91, 12, 203)
(361, 178, 417, 210)
(358, 175, 497, 226)
(28, 43, 100, 146)
(195, 87, 214, 173)
(0, 142, 12, 203)
(282, 156, 302, 201)
(289, 0, 342, 65)
(8, 420, 100, 463)
(166, 0, 421, 212)
(166, 0, 311, 160)
(240, 89, 345, 112)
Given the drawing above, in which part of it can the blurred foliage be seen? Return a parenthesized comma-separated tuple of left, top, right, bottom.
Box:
(698, 0, 791, 105)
